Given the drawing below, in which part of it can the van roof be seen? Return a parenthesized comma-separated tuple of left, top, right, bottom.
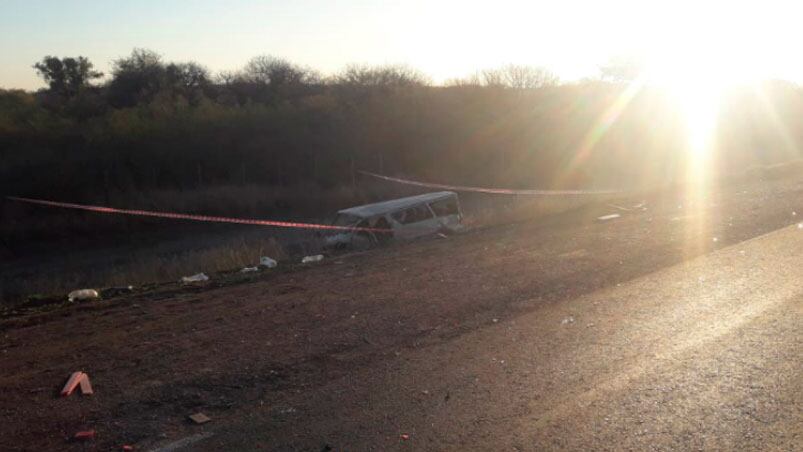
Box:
(338, 191, 457, 218)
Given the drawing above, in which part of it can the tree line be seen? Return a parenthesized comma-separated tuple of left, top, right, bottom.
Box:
(2, 49, 802, 218)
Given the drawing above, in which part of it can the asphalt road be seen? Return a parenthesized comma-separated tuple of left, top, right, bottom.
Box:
(194, 222, 802, 451)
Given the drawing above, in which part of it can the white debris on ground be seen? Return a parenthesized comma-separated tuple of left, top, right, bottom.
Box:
(259, 256, 278, 268)
(301, 254, 324, 264)
(561, 316, 575, 325)
(67, 289, 99, 302)
(240, 267, 259, 273)
(597, 214, 621, 222)
(180, 273, 209, 283)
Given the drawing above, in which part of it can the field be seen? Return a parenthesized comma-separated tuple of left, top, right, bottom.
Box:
(0, 172, 801, 450)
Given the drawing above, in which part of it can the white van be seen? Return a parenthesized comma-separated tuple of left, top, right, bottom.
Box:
(324, 191, 463, 249)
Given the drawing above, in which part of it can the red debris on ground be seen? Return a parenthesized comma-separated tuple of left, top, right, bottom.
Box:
(60, 372, 93, 397)
(73, 430, 95, 441)
(60, 372, 84, 397)
(78, 374, 93, 395)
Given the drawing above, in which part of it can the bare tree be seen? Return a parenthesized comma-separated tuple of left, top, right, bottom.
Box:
(107, 48, 165, 107)
(242, 56, 319, 86)
(448, 65, 558, 89)
(334, 64, 430, 87)
(480, 65, 559, 89)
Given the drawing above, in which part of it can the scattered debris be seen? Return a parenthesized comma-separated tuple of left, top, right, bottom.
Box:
(596, 214, 621, 222)
(400, 434, 410, 441)
(73, 430, 96, 441)
(188, 412, 212, 425)
(436, 232, 448, 239)
(561, 316, 575, 325)
(180, 273, 209, 283)
(100, 286, 134, 298)
(122, 445, 134, 451)
(607, 203, 631, 212)
(240, 267, 258, 273)
(712, 237, 719, 242)
(61, 371, 93, 397)
(67, 289, 99, 303)
(79, 373, 94, 395)
(259, 256, 278, 268)
(301, 254, 324, 264)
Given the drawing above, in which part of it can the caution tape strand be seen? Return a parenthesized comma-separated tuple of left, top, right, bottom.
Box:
(5, 196, 391, 233)
(359, 171, 620, 195)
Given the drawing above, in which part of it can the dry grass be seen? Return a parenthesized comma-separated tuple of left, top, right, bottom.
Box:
(0, 237, 286, 305)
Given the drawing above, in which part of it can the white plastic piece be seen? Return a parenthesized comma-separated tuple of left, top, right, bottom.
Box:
(597, 214, 621, 222)
(301, 254, 324, 264)
(259, 256, 278, 268)
(67, 289, 99, 302)
(181, 273, 209, 283)
(240, 267, 259, 273)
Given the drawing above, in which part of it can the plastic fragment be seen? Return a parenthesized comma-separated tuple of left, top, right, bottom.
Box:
(259, 256, 278, 268)
(301, 254, 324, 264)
(180, 273, 209, 283)
(188, 412, 212, 424)
(67, 289, 99, 302)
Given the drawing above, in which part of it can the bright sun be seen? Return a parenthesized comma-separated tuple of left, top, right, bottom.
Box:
(642, 37, 749, 179)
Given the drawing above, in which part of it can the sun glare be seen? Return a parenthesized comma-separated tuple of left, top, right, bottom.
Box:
(641, 32, 745, 257)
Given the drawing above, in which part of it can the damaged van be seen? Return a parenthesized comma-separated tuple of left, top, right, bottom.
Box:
(324, 191, 463, 249)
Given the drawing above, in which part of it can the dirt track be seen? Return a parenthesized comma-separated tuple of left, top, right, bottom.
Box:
(1, 175, 802, 451)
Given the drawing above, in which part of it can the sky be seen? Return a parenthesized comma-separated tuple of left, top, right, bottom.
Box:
(1, 0, 802, 90)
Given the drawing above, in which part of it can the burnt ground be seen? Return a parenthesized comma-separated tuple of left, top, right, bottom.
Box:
(1, 175, 802, 451)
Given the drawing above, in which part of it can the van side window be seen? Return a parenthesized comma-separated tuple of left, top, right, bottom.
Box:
(392, 205, 433, 224)
(429, 198, 458, 217)
(356, 220, 370, 238)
